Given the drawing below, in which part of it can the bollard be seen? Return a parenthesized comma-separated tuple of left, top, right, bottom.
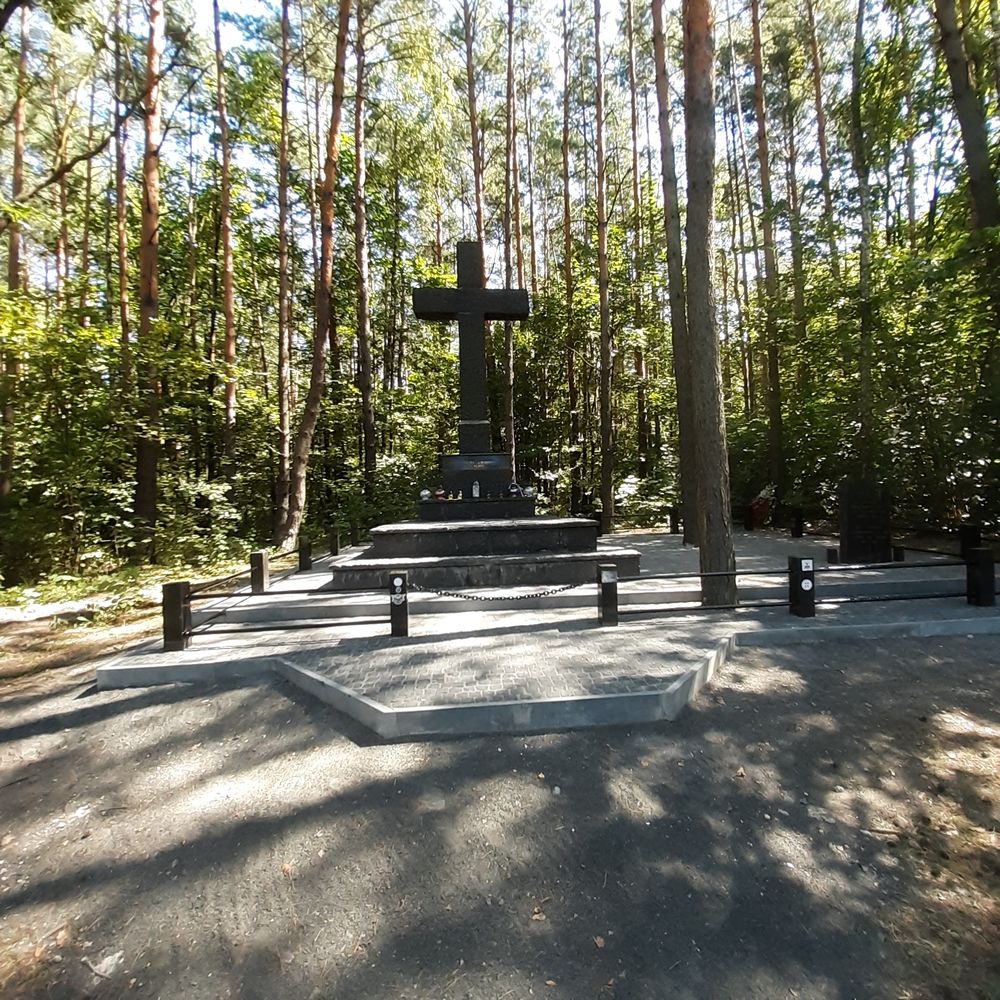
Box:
(790, 507, 804, 539)
(892, 545, 906, 562)
(350, 519, 361, 547)
(966, 547, 996, 607)
(298, 538, 312, 572)
(668, 506, 680, 535)
(389, 572, 409, 637)
(250, 550, 269, 594)
(825, 547, 839, 564)
(598, 563, 619, 626)
(743, 504, 754, 532)
(162, 581, 192, 651)
(959, 523, 982, 561)
(788, 556, 816, 618)
(329, 527, 341, 557)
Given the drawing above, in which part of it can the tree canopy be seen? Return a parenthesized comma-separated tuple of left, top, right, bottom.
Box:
(0, 0, 997, 585)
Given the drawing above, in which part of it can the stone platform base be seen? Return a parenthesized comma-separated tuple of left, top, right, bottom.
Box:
(370, 516, 598, 558)
(329, 545, 641, 591)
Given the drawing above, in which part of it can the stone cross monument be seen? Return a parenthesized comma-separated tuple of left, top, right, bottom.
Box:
(412, 241, 531, 515)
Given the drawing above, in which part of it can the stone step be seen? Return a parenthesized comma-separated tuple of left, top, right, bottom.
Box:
(368, 516, 599, 559)
(329, 545, 641, 590)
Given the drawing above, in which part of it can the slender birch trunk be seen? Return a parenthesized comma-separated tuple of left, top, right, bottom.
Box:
(851, 0, 875, 475)
(594, 0, 613, 533)
(562, 0, 581, 515)
(114, 0, 131, 388)
(750, 0, 785, 497)
(354, 0, 376, 501)
(213, 0, 238, 465)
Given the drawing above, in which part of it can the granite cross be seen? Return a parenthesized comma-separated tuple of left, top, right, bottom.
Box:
(412, 241, 529, 453)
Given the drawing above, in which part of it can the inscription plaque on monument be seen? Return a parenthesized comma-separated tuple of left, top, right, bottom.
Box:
(838, 478, 892, 563)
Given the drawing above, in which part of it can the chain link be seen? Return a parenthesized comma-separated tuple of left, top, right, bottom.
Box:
(409, 581, 587, 601)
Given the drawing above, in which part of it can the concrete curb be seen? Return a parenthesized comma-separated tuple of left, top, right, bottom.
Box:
(732, 616, 1000, 647)
(94, 608, 1000, 739)
(273, 636, 734, 739)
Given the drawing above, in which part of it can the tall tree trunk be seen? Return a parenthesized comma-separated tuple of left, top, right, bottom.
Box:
(722, 82, 754, 416)
(724, 11, 762, 286)
(79, 82, 95, 324)
(134, 0, 164, 557)
(213, 0, 238, 465)
(684, 0, 736, 604)
(850, 0, 875, 475)
(1, 5, 27, 502)
(594, 0, 614, 533)
(934, 0, 1000, 229)
(626, 0, 648, 476)
(52, 75, 68, 311)
(750, 0, 785, 498)
(274, 0, 292, 532)
(653, 0, 698, 544)
(562, 0, 581, 515)
(990, 0, 1000, 103)
(520, 16, 539, 299)
(114, 0, 131, 388)
(780, 57, 807, 355)
(354, 0, 376, 501)
(503, 0, 517, 473)
(274, 0, 351, 549)
(804, 0, 840, 278)
(934, 0, 1000, 465)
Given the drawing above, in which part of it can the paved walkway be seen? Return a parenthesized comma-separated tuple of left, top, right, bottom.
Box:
(92, 529, 998, 736)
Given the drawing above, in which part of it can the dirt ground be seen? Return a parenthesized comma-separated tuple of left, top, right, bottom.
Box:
(1, 635, 999, 1000)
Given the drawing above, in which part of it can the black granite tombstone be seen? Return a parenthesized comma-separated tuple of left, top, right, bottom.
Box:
(413, 242, 531, 519)
(838, 478, 892, 563)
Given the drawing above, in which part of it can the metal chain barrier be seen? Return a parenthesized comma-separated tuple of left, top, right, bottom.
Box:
(409, 581, 587, 602)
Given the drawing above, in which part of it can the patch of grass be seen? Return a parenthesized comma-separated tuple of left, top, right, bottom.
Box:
(0, 549, 299, 620)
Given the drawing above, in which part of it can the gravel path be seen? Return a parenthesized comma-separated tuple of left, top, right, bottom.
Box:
(2, 636, 999, 999)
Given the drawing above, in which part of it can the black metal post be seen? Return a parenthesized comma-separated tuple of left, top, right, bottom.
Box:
(389, 571, 409, 637)
(788, 556, 816, 617)
(598, 563, 619, 626)
(350, 519, 361, 547)
(743, 504, 754, 531)
(966, 547, 995, 607)
(959, 523, 982, 561)
(668, 506, 680, 535)
(329, 527, 340, 557)
(892, 545, 906, 562)
(162, 581, 191, 651)
(825, 547, 839, 564)
(250, 550, 269, 594)
(790, 507, 804, 538)
(298, 538, 312, 572)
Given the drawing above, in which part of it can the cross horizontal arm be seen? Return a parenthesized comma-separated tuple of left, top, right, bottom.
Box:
(412, 287, 530, 322)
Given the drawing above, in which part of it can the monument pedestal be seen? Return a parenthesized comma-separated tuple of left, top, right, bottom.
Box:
(331, 241, 642, 590)
(330, 516, 640, 590)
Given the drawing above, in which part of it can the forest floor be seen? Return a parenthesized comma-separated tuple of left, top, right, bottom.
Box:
(1, 626, 999, 999)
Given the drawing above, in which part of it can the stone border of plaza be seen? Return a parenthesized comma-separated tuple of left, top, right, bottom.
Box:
(94, 612, 1000, 739)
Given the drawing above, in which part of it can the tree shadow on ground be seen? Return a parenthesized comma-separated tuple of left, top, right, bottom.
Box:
(1, 638, 998, 999)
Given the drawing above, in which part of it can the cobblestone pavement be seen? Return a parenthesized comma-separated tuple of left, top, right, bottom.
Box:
(286, 612, 716, 707)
